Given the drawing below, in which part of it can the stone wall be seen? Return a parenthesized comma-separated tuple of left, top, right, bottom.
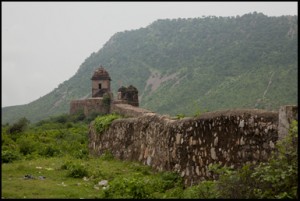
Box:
(111, 103, 154, 117)
(88, 106, 294, 186)
(70, 98, 152, 118)
(70, 98, 110, 116)
(278, 105, 298, 140)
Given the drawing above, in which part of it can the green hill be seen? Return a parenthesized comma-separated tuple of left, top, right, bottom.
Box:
(2, 12, 298, 124)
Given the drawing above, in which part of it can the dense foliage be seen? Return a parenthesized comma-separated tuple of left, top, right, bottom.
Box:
(94, 113, 122, 134)
(2, 13, 297, 124)
(2, 114, 89, 163)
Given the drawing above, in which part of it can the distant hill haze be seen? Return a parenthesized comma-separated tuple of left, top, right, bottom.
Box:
(2, 13, 298, 124)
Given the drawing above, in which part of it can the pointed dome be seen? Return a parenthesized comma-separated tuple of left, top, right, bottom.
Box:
(91, 65, 111, 80)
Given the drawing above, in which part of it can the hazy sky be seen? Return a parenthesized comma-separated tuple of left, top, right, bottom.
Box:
(2, 1, 298, 107)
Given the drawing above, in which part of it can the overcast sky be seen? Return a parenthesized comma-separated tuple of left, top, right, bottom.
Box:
(2, 1, 298, 107)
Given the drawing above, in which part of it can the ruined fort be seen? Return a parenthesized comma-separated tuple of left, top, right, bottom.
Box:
(70, 66, 140, 116)
(70, 66, 298, 186)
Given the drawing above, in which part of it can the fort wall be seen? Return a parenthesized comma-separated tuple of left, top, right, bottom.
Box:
(70, 98, 110, 116)
(88, 105, 297, 187)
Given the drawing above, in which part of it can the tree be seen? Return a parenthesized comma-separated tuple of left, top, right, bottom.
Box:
(8, 117, 30, 134)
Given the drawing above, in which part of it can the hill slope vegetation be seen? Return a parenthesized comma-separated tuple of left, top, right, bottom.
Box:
(2, 12, 298, 124)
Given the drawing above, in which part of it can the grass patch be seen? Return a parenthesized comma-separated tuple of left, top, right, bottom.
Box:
(1, 156, 182, 199)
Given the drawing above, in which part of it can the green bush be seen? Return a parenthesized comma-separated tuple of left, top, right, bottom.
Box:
(100, 150, 114, 161)
(60, 160, 73, 170)
(102, 171, 183, 199)
(129, 163, 151, 175)
(183, 180, 218, 198)
(103, 176, 150, 199)
(175, 114, 185, 119)
(66, 122, 73, 128)
(159, 171, 183, 190)
(161, 187, 184, 198)
(70, 110, 86, 122)
(72, 149, 89, 159)
(102, 94, 111, 106)
(209, 163, 255, 199)
(68, 164, 89, 178)
(51, 114, 69, 124)
(8, 117, 30, 134)
(62, 160, 89, 178)
(39, 145, 61, 157)
(250, 120, 298, 199)
(17, 137, 38, 156)
(2, 132, 18, 149)
(193, 101, 202, 117)
(1, 150, 21, 163)
(94, 114, 121, 134)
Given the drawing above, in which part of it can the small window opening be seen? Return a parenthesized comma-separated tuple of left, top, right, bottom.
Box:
(98, 84, 102, 89)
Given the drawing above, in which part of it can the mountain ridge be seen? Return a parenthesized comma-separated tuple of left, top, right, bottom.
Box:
(2, 12, 298, 124)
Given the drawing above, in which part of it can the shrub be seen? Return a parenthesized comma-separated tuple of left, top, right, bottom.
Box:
(103, 176, 150, 199)
(160, 171, 183, 190)
(17, 137, 38, 156)
(1, 150, 21, 163)
(2, 132, 18, 149)
(67, 163, 89, 178)
(39, 145, 61, 157)
(103, 94, 111, 106)
(183, 180, 218, 198)
(66, 122, 73, 128)
(60, 160, 73, 170)
(8, 117, 30, 134)
(250, 120, 298, 199)
(70, 110, 86, 122)
(100, 150, 114, 161)
(162, 187, 184, 198)
(94, 114, 121, 134)
(175, 114, 185, 119)
(72, 149, 89, 159)
(209, 163, 254, 199)
(62, 160, 89, 178)
(52, 114, 69, 124)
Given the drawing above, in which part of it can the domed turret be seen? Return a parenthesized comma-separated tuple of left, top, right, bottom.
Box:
(91, 65, 111, 97)
(91, 66, 111, 81)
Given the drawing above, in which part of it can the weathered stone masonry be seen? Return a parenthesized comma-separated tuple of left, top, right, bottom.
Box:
(88, 105, 297, 186)
(70, 98, 110, 116)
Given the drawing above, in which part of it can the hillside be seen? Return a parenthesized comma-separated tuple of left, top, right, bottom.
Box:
(2, 12, 298, 124)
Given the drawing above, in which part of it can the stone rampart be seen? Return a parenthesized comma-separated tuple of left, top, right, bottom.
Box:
(111, 103, 154, 117)
(87, 106, 297, 186)
(70, 98, 110, 116)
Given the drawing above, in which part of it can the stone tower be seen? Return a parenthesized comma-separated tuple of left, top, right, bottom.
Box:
(91, 65, 111, 97)
(117, 85, 139, 107)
